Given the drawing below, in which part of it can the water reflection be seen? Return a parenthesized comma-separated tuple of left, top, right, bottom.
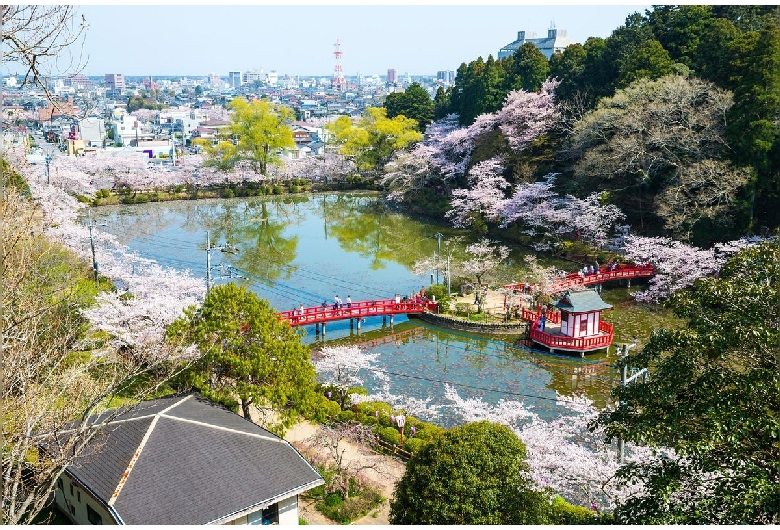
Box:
(88, 192, 617, 425)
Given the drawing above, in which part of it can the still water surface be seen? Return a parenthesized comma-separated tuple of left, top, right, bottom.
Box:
(90, 193, 617, 426)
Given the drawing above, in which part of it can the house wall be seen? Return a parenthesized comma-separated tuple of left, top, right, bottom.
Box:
(55, 473, 116, 525)
(277, 495, 299, 525)
(570, 311, 600, 338)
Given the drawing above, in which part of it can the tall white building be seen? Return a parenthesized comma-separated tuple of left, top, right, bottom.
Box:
(498, 27, 573, 60)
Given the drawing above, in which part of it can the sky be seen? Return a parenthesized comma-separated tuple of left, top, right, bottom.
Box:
(13, 3, 653, 79)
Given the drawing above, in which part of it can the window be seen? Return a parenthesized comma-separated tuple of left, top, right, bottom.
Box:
(580, 320, 588, 333)
(87, 505, 102, 525)
(70, 483, 73, 496)
(261, 503, 279, 525)
(77, 490, 81, 503)
(57, 478, 63, 490)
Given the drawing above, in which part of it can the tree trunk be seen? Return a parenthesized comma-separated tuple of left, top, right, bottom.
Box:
(241, 396, 253, 419)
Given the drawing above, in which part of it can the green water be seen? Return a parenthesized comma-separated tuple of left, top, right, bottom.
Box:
(89, 192, 619, 426)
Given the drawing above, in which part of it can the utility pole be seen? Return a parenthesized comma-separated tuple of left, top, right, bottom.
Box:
(205, 230, 239, 295)
(617, 339, 641, 464)
(86, 214, 107, 284)
(433, 233, 443, 285)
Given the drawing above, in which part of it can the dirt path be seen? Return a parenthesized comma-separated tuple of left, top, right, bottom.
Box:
(284, 421, 406, 525)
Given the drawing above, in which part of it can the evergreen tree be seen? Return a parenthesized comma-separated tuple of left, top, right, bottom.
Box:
(596, 240, 780, 524)
(383, 82, 434, 132)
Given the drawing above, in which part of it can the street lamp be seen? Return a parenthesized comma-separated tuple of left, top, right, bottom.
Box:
(396, 414, 406, 446)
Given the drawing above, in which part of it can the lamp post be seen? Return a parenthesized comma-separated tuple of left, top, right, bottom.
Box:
(396, 414, 406, 446)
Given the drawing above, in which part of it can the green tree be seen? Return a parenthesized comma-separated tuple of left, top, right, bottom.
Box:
(549, 43, 588, 104)
(389, 421, 552, 525)
(595, 240, 780, 524)
(506, 42, 550, 92)
(1, 177, 177, 525)
(568, 75, 751, 242)
(167, 283, 319, 428)
(383, 82, 434, 132)
(617, 38, 675, 86)
(325, 107, 422, 174)
(205, 97, 295, 175)
(725, 20, 780, 229)
(433, 86, 450, 120)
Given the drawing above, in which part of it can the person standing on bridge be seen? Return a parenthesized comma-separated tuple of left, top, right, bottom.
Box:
(346, 295, 352, 308)
(334, 295, 342, 309)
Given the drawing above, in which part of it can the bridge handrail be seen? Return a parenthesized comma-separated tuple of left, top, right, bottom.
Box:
(279, 299, 438, 326)
(529, 320, 614, 350)
(504, 264, 656, 295)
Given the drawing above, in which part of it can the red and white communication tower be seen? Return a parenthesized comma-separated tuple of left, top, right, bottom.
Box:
(331, 39, 347, 92)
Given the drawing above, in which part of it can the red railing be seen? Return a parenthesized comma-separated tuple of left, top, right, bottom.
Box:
(529, 320, 614, 352)
(505, 264, 656, 295)
(520, 306, 561, 324)
(279, 299, 438, 327)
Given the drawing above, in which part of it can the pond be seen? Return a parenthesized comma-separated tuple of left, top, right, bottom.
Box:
(88, 192, 619, 426)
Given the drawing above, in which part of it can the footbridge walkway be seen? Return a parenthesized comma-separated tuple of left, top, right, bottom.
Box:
(279, 299, 438, 328)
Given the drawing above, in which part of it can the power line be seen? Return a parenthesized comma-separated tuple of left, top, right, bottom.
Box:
(369, 367, 571, 404)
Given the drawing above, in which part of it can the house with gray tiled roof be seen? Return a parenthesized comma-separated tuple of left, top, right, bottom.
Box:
(52, 394, 323, 525)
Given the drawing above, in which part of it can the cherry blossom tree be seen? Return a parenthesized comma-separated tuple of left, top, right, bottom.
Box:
(349, 380, 441, 420)
(622, 235, 722, 302)
(446, 157, 509, 228)
(495, 79, 561, 151)
(461, 239, 510, 311)
(297, 421, 393, 501)
(313, 345, 382, 410)
(381, 143, 436, 202)
(620, 234, 768, 302)
(442, 385, 663, 512)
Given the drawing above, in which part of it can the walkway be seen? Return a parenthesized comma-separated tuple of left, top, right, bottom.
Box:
(279, 299, 438, 327)
(504, 264, 656, 294)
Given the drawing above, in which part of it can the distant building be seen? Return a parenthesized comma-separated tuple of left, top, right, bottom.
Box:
(437, 70, 455, 85)
(498, 27, 573, 60)
(64, 74, 92, 91)
(386, 69, 397, 85)
(104, 73, 125, 93)
(228, 71, 242, 88)
(243, 69, 266, 85)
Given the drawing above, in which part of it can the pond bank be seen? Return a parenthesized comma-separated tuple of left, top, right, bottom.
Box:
(411, 311, 529, 335)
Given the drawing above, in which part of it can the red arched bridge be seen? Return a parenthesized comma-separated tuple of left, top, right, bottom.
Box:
(279, 299, 439, 327)
(503, 263, 656, 294)
(277, 264, 656, 339)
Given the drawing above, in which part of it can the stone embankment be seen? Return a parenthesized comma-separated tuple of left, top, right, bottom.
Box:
(411, 311, 529, 335)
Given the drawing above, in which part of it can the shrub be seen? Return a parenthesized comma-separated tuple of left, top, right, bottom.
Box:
(377, 426, 401, 445)
(402, 437, 427, 454)
(336, 410, 356, 422)
(455, 303, 472, 316)
(549, 496, 598, 524)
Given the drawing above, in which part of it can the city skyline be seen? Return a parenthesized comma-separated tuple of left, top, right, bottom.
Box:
(70, 4, 650, 78)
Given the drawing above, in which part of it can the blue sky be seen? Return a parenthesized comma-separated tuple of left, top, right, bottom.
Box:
(76, 4, 650, 77)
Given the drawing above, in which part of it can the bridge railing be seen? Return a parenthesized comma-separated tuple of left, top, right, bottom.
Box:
(520, 307, 561, 325)
(279, 299, 438, 326)
(529, 320, 614, 351)
(505, 264, 656, 294)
